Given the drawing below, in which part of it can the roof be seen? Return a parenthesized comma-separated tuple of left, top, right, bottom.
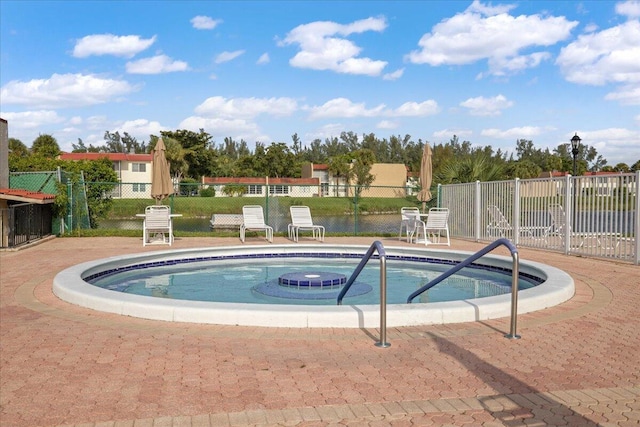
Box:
(0, 188, 56, 204)
(59, 152, 152, 161)
(540, 170, 629, 178)
(202, 177, 320, 185)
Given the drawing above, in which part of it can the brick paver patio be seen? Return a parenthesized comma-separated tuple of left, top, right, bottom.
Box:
(1, 236, 638, 426)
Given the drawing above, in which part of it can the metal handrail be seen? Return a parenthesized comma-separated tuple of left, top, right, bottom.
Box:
(337, 241, 389, 348)
(407, 238, 521, 339)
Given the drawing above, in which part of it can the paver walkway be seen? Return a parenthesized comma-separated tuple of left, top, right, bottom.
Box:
(1, 236, 638, 426)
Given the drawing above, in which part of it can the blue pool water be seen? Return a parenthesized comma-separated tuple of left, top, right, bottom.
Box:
(87, 257, 539, 306)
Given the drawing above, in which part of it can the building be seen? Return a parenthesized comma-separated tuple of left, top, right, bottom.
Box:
(59, 152, 153, 198)
(302, 162, 409, 198)
(201, 176, 321, 197)
(1, 118, 56, 248)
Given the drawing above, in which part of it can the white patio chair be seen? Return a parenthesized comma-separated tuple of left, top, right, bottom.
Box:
(143, 205, 172, 246)
(289, 206, 325, 242)
(399, 207, 421, 242)
(547, 203, 613, 249)
(413, 207, 450, 246)
(240, 205, 273, 243)
(486, 205, 542, 239)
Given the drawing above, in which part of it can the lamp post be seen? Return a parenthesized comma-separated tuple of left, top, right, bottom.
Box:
(570, 133, 581, 176)
(570, 133, 581, 235)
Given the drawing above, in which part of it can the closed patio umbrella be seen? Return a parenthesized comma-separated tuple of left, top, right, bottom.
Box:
(151, 137, 173, 204)
(416, 143, 433, 212)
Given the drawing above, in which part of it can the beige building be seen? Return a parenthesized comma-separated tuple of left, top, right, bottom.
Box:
(59, 152, 153, 199)
(302, 162, 409, 198)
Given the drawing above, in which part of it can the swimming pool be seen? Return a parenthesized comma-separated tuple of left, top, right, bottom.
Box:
(53, 244, 574, 328)
(86, 257, 540, 305)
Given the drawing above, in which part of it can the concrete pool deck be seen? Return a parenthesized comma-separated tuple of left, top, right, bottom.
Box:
(1, 236, 639, 426)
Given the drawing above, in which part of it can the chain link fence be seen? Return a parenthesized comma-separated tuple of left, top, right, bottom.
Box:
(93, 181, 429, 236)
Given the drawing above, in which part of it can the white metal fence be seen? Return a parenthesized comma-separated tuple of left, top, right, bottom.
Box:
(439, 172, 639, 265)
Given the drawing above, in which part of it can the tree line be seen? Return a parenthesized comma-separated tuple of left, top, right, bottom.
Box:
(9, 130, 640, 187)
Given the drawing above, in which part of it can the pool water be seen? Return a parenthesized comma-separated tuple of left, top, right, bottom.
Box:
(88, 258, 537, 306)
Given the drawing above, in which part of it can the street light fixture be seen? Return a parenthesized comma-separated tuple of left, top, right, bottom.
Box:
(570, 133, 581, 176)
(570, 133, 581, 237)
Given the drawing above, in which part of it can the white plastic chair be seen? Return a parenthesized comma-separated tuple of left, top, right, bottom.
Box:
(399, 207, 421, 242)
(240, 205, 273, 243)
(413, 207, 450, 246)
(143, 205, 172, 246)
(289, 206, 325, 242)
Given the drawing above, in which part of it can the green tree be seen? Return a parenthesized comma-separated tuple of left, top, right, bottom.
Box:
(149, 135, 189, 182)
(161, 129, 214, 179)
(327, 154, 352, 196)
(103, 131, 147, 153)
(263, 142, 299, 177)
(437, 154, 506, 184)
(349, 148, 376, 197)
(8, 138, 29, 157)
(31, 134, 61, 158)
(506, 160, 542, 179)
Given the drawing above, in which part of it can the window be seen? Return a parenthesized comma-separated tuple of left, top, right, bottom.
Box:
(132, 163, 146, 172)
(269, 185, 289, 195)
(248, 185, 263, 195)
(133, 183, 146, 192)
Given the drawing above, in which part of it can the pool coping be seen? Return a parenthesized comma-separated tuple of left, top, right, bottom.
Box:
(52, 244, 574, 328)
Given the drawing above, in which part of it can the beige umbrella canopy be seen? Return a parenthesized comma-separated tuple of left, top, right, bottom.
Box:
(150, 138, 174, 204)
(416, 143, 433, 212)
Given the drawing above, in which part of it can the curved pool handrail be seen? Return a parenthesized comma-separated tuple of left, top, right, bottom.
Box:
(406, 238, 517, 303)
(337, 240, 386, 305)
(337, 240, 389, 348)
(407, 238, 521, 339)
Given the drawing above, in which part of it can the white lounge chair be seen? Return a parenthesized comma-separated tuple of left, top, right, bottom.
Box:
(547, 203, 616, 249)
(288, 206, 325, 242)
(399, 207, 421, 242)
(413, 207, 450, 246)
(240, 205, 273, 243)
(486, 205, 542, 239)
(143, 205, 172, 246)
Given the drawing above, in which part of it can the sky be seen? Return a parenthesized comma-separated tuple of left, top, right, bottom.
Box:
(1, 0, 639, 167)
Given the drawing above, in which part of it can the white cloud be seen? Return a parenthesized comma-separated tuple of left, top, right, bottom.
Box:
(194, 96, 298, 119)
(73, 34, 156, 58)
(307, 98, 439, 120)
(481, 126, 542, 138)
(0, 110, 65, 129)
(433, 129, 473, 139)
(407, 1, 577, 77)
(616, 0, 640, 18)
(383, 68, 404, 81)
(257, 53, 270, 64)
(280, 17, 388, 76)
(307, 98, 387, 120)
(0, 73, 137, 108)
(376, 120, 398, 130)
(556, 21, 640, 86)
(126, 54, 189, 74)
(179, 116, 262, 140)
(111, 119, 167, 140)
(215, 50, 245, 64)
(393, 101, 440, 117)
(460, 94, 514, 116)
(190, 16, 222, 30)
(579, 127, 640, 164)
(604, 84, 640, 105)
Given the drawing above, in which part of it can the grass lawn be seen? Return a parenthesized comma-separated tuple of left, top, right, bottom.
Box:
(109, 196, 423, 218)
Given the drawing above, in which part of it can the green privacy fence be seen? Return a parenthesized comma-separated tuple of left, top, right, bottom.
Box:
(9, 170, 91, 232)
